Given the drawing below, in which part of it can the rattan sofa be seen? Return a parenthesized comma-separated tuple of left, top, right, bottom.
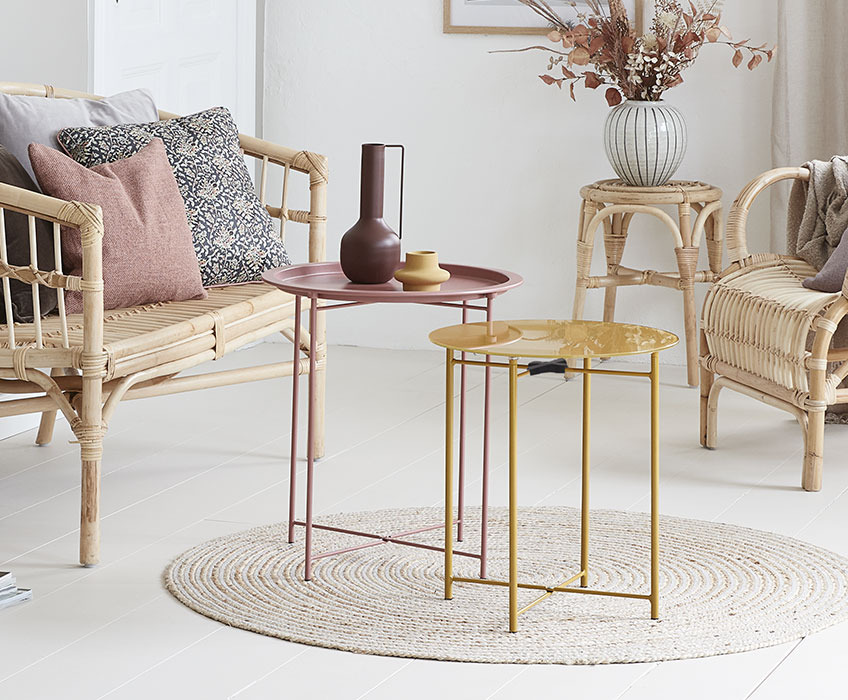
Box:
(700, 166, 848, 492)
(0, 82, 328, 565)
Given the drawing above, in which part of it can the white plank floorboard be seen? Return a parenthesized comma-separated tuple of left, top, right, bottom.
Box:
(488, 663, 654, 699)
(746, 623, 848, 699)
(1, 344, 847, 699)
(615, 642, 799, 700)
(359, 658, 521, 700)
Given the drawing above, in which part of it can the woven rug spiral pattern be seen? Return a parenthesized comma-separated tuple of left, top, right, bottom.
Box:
(164, 507, 848, 664)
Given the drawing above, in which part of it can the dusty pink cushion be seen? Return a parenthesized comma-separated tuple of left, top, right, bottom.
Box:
(28, 138, 205, 313)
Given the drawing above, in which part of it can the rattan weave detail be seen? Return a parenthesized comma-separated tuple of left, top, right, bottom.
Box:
(703, 257, 839, 398)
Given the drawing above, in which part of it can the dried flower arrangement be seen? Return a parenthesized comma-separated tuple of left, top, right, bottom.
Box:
(511, 0, 774, 106)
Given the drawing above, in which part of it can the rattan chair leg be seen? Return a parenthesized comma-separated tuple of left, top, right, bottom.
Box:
(573, 201, 596, 321)
(803, 410, 824, 492)
(78, 375, 104, 567)
(675, 246, 700, 387)
(573, 281, 588, 321)
(804, 298, 848, 491)
(78, 369, 105, 566)
(78, 372, 104, 567)
(602, 213, 627, 324)
(705, 209, 724, 274)
(79, 453, 101, 566)
(704, 376, 721, 449)
(35, 406, 58, 446)
(699, 331, 713, 448)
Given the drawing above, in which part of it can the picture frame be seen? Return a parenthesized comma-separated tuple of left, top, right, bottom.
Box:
(443, 0, 645, 36)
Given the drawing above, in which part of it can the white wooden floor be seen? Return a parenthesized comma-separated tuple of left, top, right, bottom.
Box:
(2, 343, 848, 699)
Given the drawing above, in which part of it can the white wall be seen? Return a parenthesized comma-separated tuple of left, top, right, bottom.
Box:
(0, 1, 89, 90)
(263, 0, 776, 365)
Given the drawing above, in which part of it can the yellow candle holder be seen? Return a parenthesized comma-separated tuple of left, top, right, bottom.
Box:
(394, 251, 451, 292)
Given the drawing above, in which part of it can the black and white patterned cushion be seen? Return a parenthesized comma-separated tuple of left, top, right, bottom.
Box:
(58, 107, 290, 286)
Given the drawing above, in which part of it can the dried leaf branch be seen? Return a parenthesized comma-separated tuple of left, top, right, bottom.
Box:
(499, 0, 775, 105)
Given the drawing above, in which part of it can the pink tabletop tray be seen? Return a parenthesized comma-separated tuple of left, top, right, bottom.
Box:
(262, 261, 523, 303)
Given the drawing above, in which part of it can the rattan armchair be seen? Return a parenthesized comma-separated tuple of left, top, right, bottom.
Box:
(0, 83, 328, 565)
(700, 166, 848, 492)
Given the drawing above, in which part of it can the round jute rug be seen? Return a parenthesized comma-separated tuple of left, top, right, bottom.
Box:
(164, 507, 848, 664)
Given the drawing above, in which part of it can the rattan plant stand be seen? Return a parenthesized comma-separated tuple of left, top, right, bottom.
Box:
(431, 319, 678, 632)
(701, 166, 848, 492)
(573, 180, 723, 386)
(0, 82, 328, 566)
(262, 261, 522, 582)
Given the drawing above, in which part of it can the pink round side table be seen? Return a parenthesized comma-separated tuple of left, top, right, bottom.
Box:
(262, 261, 523, 581)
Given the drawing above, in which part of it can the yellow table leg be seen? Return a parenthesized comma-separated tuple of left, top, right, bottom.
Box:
(509, 357, 518, 633)
(581, 356, 591, 587)
(650, 351, 660, 619)
(445, 349, 454, 601)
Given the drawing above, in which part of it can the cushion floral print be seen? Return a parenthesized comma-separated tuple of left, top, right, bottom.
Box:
(57, 107, 290, 286)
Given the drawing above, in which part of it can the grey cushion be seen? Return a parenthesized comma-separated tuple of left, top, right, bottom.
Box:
(0, 89, 158, 182)
(0, 145, 57, 323)
(804, 227, 848, 292)
(58, 107, 291, 287)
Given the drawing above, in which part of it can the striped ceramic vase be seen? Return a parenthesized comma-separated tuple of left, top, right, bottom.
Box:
(603, 100, 687, 187)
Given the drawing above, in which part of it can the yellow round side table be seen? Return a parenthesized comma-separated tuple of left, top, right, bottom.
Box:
(574, 179, 722, 387)
(430, 319, 678, 633)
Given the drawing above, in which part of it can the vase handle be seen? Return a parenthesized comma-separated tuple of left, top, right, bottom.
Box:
(386, 144, 404, 240)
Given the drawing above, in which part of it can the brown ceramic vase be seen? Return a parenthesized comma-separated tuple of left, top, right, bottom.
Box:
(340, 143, 400, 284)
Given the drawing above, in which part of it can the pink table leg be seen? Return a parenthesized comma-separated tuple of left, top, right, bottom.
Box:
(288, 294, 302, 544)
(305, 293, 318, 581)
(480, 294, 493, 579)
(457, 302, 468, 542)
(291, 292, 499, 580)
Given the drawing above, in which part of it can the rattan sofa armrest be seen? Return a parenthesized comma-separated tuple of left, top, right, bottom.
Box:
(237, 132, 328, 181)
(0, 182, 104, 293)
(236, 134, 328, 264)
(0, 181, 105, 354)
(726, 166, 810, 265)
(0, 181, 99, 231)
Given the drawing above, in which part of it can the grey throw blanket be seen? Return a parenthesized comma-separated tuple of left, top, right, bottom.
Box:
(787, 156, 848, 269)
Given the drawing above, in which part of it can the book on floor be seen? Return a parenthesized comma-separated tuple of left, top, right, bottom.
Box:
(0, 571, 32, 610)
(0, 587, 32, 610)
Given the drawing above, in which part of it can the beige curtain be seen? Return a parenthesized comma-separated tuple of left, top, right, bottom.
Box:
(771, 0, 848, 251)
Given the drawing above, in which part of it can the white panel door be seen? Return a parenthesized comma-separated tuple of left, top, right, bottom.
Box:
(91, 0, 256, 135)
